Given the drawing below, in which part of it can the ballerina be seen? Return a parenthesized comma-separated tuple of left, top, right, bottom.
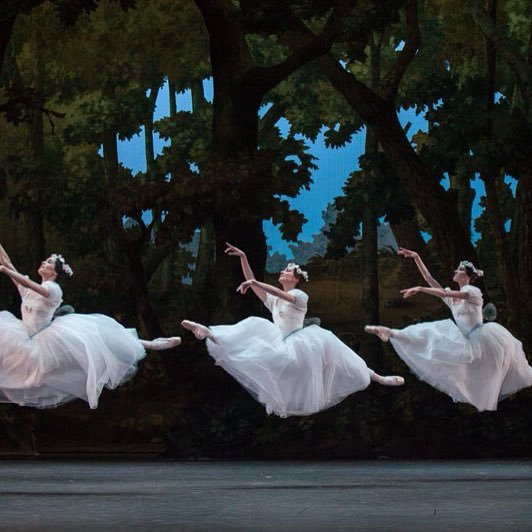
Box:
(0, 243, 180, 409)
(181, 243, 403, 418)
(365, 247, 532, 411)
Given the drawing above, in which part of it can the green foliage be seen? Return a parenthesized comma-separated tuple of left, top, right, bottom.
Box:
(0, 0, 531, 458)
(63, 90, 150, 144)
(326, 150, 413, 256)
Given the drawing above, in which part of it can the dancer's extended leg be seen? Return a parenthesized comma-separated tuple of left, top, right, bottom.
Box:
(364, 325, 393, 342)
(140, 337, 181, 351)
(370, 371, 404, 386)
(181, 320, 215, 341)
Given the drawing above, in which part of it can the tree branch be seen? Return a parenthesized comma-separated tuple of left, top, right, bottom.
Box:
(144, 241, 173, 282)
(245, 1, 353, 95)
(380, 0, 421, 101)
(285, 14, 481, 272)
(0, 16, 16, 76)
(0, 83, 66, 129)
(258, 101, 287, 142)
(465, 0, 532, 102)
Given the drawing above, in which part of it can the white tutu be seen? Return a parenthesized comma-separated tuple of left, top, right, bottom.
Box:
(390, 285, 532, 411)
(0, 281, 146, 409)
(206, 289, 371, 417)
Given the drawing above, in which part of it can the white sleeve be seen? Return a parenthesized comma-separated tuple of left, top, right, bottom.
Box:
(442, 287, 453, 309)
(462, 285, 483, 306)
(291, 289, 309, 310)
(263, 293, 276, 312)
(43, 281, 63, 307)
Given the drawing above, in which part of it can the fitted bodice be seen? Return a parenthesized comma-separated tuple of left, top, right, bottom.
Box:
(443, 284, 483, 335)
(264, 289, 308, 337)
(19, 281, 63, 336)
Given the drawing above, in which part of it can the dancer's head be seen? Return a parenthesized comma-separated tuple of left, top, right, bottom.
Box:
(279, 262, 308, 289)
(453, 260, 483, 285)
(38, 253, 73, 282)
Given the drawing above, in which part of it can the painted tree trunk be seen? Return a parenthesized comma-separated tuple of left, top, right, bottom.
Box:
(190, 79, 216, 319)
(168, 81, 177, 117)
(0, 16, 16, 76)
(193, 217, 216, 320)
(514, 173, 532, 337)
(482, 175, 521, 327)
(360, 42, 382, 358)
(211, 104, 268, 320)
(28, 34, 45, 270)
(102, 114, 164, 339)
(144, 84, 160, 175)
(449, 171, 476, 241)
(205, 16, 267, 321)
(390, 218, 426, 251)
(212, 213, 267, 323)
(480, 0, 522, 329)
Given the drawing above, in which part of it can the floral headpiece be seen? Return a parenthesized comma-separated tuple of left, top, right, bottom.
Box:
(286, 262, 309, 282)
(459, 260, 483, 278)
(51, 253, 74, 277)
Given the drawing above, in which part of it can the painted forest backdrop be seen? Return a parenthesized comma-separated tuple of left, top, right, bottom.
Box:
(0, 0, 531, 458)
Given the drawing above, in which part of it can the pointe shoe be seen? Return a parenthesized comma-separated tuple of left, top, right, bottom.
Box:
(181, 320, 214, 341)
(364, 325, 391, 342)
(150, 337, 182, 350)
(378, 375, 405, 386)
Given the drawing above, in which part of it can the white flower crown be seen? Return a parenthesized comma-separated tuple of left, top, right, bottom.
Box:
(51, 253, 74, 277)
(286, 262, 309, 282)
(459, 260, 483, 278)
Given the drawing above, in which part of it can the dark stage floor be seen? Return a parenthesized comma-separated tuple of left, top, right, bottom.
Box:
(1, 460, 531, 530)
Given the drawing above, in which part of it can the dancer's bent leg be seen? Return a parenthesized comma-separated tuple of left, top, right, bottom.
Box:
(364, 325, 393, 342)
(181, 320, 215, 341)
(140, 337, 181, 351)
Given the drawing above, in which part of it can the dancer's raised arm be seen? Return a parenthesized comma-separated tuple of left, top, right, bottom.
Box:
(400, 286, 470, 300)
(225, 242, 267, 302)
(397, 247, 442, 289)
(0, 265, 50, 297)
(0, 243, 20, 279)
(236, 278, 297, 304)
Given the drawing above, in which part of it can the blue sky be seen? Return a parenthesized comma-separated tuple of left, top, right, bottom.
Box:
(116, 79, 500, 258)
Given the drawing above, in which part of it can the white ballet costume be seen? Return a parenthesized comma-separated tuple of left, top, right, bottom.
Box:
(205, 289, 372, 417)
(389, 284, 532, 411)
(0, 281, 146, 409)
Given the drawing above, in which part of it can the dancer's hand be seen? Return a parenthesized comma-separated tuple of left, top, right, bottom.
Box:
(397, 247, 419, 259)
(225, 242, 245, 258)
(400, 286, 421, 299)
(236, 279, 255, 294)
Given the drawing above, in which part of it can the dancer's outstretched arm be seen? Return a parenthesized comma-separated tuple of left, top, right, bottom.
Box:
(397, 247, 442, 289)
(400, 286, 470, 300)
(225, 242, 267, 303)
(0, 243, 24, 289)
(0, 243, 18, 273)
(237, 278, 297, 304)
(0, 266, 50, 297)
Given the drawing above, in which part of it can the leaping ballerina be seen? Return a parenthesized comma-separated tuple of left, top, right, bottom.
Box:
(0, 243, 181, 409)
(365, 247, 532, 411)
(181, 243, 404, 418)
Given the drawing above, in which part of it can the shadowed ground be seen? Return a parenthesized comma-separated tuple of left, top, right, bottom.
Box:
(0, 460, 531, 530)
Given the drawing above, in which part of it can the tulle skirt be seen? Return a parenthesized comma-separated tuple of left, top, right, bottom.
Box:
(390, 319, 532, 411)
(0, 311, 146, 409)
(206, 317, 372, 417)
